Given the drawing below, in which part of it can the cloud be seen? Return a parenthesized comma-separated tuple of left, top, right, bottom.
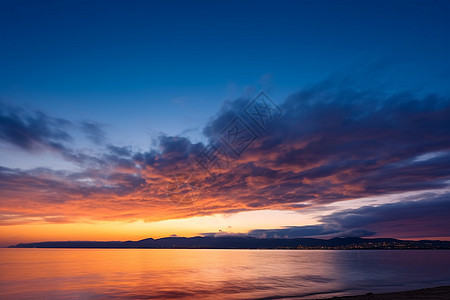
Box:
(320, 192, 450, 239)
(185, 85, 450, 213)
(107, 145, 133, 157)
(0, 101, 72, 152)
(245, 225, 377, 239)
(201, 230, 247, 238)
(0, 101, 113, 168)
(248, 225, 342, 239)
(234, 192, 450, 239)
(1, 77, 450, 229)
(80, 121, 107, 145)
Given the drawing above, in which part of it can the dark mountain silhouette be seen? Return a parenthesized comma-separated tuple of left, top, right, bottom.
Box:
(8, 236, 450, 249)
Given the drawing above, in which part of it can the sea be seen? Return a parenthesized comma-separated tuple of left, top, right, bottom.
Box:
(1, 249, 449, 299)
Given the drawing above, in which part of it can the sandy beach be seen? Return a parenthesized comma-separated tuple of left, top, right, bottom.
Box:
(318, 286, 450, 299)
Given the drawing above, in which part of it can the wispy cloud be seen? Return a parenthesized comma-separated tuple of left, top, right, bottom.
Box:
(80, 121, 107, 145)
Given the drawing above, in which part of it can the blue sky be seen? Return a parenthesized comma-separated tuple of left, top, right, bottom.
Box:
(0, 0, 450, 245)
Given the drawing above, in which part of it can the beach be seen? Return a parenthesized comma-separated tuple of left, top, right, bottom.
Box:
(318, 286, 450, 300)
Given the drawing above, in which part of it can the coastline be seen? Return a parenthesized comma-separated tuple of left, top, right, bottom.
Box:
(316, 286, 450, 299)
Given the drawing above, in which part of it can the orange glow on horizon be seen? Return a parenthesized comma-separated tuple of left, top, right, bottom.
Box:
(1, 210, 317, 247)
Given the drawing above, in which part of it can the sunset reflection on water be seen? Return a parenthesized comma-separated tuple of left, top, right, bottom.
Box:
(1, 249, 450, 299)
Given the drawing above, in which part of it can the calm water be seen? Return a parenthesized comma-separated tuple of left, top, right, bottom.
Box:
(1, 249, 450, 299)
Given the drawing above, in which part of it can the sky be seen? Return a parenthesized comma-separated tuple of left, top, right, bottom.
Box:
(0, 0, 450, 246)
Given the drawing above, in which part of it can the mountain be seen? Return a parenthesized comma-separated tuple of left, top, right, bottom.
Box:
(8, 236, 450, 249)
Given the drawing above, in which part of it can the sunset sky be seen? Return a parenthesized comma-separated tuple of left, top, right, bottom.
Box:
(1, 0, 450, 247)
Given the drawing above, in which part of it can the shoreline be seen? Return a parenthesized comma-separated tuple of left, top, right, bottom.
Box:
(315, 286, 450, 299)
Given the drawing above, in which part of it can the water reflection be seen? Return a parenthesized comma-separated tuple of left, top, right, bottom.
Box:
(1, 249, 449, 299)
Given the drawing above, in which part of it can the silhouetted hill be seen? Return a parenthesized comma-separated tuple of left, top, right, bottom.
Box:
(8, 236, 450, 249)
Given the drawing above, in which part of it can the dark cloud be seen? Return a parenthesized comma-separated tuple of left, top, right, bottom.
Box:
(196, 84, 450, 208)
(320, 192, 450, 239)
(0, 102, 112, 164)
(0, 101, 72, 151)
(132, 135, 204, 174)
(243, 193, 450, 239)
(0, 102, 121, 169)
